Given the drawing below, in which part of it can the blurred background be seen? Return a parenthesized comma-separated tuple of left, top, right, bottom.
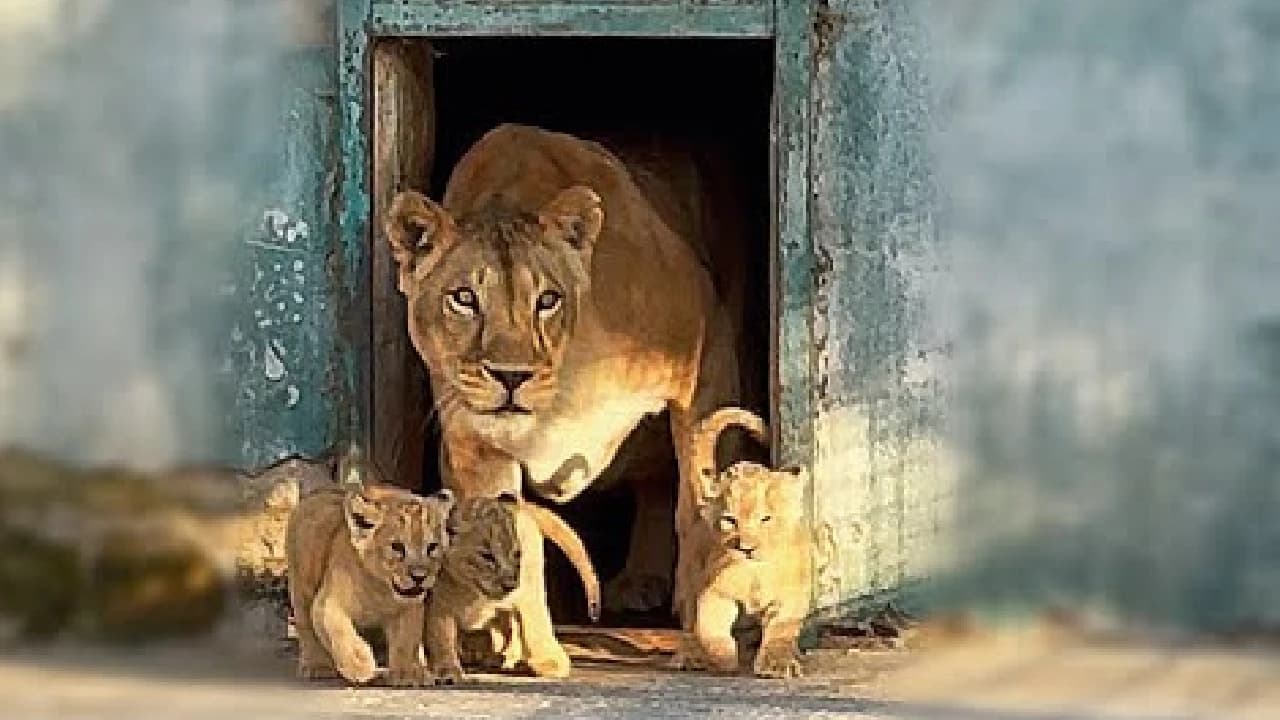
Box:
(0, 0, 1276, 683)
(924, 0, 1280, 635)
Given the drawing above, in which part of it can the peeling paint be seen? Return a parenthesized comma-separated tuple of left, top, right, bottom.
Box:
(264, 340, 286, 381)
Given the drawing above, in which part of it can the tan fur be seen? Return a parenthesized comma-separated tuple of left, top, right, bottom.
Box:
(285, 460, 454, 687)
(423, 493, 599, 683)
(674, 407, 812, 678)
(385, 124, 742, 611)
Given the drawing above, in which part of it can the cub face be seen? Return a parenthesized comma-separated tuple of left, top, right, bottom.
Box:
(344, 486, 455, 602)
(699, 462, 805, 561)
(442, 492, 523, 600)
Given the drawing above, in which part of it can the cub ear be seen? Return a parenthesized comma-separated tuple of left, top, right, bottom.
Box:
(778, 465, 807, 480)
(429, 488, 455, 511)
(343, 490, 382, 543)
(538, 185, 603, 252)
(697, 467, 725, 507)
(336, 443, 366, 491)
(496, 490, 520, 506)
(384, 190, 455, 292)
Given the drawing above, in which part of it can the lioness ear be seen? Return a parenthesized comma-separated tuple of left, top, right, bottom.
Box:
(384, 190, 455, 292)
(539, 185, 603, 252)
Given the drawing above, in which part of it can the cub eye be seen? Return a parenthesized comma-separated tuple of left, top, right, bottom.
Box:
(352, 514, 375, 531)
(480, 550, 497, 566)
(718, 515, 738, 529)
(426, 542, 441, 558)
(760, 515, 773, 524)
(390, 541, 406, 558)
(535, 289, 562, 314)
(447, 286, 479, 314)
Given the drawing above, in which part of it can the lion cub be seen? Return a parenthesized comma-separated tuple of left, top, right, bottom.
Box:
(674, 407, 812, 678)
(286, 457, 454, 686)
(424, 492, 599, 683)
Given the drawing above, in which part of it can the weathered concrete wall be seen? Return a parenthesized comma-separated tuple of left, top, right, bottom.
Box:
(809, 0, 948, 619)
(227, 4, 344, 471)
(0, 0, 344, 472)
(923, 0, 1280, 631)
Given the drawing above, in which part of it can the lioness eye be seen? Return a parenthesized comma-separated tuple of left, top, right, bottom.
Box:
(535, 289, 562, 313)
(760, 515, 773, 523)
(426, 542, 441, 557)
(390, 541, 406, 558)
(480, 550, 497, 565)
(352, 514, 375, 531)
(719, 516, 738, 529)
(448, 286, 478, 313)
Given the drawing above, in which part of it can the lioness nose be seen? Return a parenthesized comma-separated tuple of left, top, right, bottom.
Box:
(736, 543, 757, 558)
(409, 568, 429, 584)
(486, 366, 533, 393)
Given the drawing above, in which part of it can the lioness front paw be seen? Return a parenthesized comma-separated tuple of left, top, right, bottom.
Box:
(385, 664, 433, 688)
(335, 644, 378, 685)
(753, 645, 801, 679)
(432, 663, 466, 686)
(603, 571, 670, 613)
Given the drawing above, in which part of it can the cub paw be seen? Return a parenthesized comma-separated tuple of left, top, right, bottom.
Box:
(753, 646, 801, 679)
(670, 635, 705, 671)
(335, 644, 378, 685)
(385, 664, 433, 688)
(603, 571, 670, 613)
(432, 663, 466, 686)
(297, 661, 339, 681)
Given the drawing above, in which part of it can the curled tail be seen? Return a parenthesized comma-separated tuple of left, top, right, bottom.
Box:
(690, 406, 769, 482)
(524, 503, 601, 622)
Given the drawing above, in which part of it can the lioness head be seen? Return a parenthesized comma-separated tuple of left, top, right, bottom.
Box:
(441, 492, 523, 600)
(343, 484, 455, 602)
(384, 187, 604, 433)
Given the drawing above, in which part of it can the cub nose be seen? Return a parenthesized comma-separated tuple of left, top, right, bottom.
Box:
(485, 366, 534, 393)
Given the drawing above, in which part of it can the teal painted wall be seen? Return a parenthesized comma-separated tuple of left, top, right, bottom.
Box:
(923, 0, 1280, 632)
(807, 0, 948, 619)
(227, 43, 345, 470)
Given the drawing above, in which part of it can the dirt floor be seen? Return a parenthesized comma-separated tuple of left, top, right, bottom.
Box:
(3, 624, 1278, 720)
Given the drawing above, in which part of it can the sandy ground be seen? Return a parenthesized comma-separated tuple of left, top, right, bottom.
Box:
(2, 628, 1278, 720)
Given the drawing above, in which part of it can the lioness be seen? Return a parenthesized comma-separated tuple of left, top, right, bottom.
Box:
(674, 407, 811, 678)
(286, 459, 454, 686)
(384, 124, 741, 611)
(424, 492, 600, 683)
